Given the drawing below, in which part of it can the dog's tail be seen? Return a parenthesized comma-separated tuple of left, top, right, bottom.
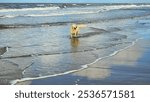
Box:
(78, 24, 87, 28)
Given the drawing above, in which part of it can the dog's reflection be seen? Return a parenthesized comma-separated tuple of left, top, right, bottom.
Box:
(70, 38, 80, 47)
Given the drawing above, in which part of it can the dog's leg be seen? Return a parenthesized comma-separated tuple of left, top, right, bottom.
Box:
(75, 31, 78, 38)
(74, 33, 76, 38)
(76, 31, 78, 37)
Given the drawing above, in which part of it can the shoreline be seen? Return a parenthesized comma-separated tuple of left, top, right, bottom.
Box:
(15, 37, 150, 85)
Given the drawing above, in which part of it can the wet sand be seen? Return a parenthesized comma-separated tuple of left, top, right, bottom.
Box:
(1, 3, 150, 85)
(16, 37, 150, 85)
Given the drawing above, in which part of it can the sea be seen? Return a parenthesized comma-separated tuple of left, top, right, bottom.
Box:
(0, 3, 150, 84)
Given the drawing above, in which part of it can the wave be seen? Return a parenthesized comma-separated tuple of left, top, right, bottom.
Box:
(1, 13, 150, 30)
(1, 4, 150, 19)
(37, 4, 45, 7)
(0, 22, 68, 29)
(0, 19, 93, 29)
(97, 4, 150, 12)
(86, 4, 91, 6)
(0, 15, 19, 18)
(0, 11, 98, 19)
(1, 4, 150, 14)
(0, 6, 60, 13)
(23, 11, 97, 17)
(10, 38, 142, 85)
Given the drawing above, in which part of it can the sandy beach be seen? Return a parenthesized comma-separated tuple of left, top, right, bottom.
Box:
(0, 3, 150, 85)
(15, 37, 150, 85)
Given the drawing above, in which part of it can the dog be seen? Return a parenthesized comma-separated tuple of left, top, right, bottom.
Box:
(70, 24, 87, 38)
(70, 24, 79, 38)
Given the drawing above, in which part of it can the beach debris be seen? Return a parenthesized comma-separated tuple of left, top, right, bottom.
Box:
(0, 47, 7, 56)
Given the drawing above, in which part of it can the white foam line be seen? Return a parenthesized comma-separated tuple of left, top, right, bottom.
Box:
(25, 11, 97, 17)
(0, 6, 60, 13)
(0, 15, 16, 18)
(10, 66, 87, 85)
(87, 37, 143, 66)
(97, 4, 150, 13)
(10, 38, 143, 85)
(1, 11, 98, 19)
(72, 4, 77, 6)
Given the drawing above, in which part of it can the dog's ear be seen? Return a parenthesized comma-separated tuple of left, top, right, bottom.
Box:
(72, 26, 75, 29)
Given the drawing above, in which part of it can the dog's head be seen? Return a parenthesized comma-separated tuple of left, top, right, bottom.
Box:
(72, 24, 78, 30)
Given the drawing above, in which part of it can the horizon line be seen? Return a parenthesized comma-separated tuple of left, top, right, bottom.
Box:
(0, 2, 150, 3)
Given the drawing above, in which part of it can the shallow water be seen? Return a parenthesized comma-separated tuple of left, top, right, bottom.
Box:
(0, 3, 150, 84)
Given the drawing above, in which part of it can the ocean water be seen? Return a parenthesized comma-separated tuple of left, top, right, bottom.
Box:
(0, 3, 150, 84)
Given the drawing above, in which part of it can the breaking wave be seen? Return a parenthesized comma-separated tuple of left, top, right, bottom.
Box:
(0, 6, 60, 13)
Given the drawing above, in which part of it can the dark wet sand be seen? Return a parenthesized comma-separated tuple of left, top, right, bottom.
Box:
(16, 37, 150, 85)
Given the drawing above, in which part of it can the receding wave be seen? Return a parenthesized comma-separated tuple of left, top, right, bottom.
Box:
(0, 42, 123, 59)
(10, 38, 142, 85)
(0, 20, 92, 29)
(0, 27, 128, 60)
(0, 22, 68, 29)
